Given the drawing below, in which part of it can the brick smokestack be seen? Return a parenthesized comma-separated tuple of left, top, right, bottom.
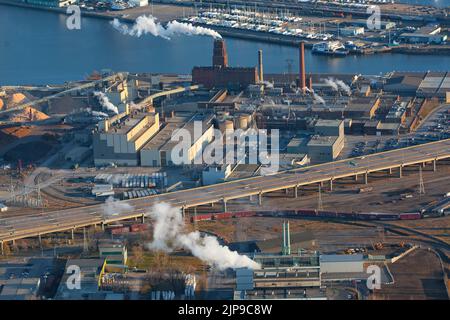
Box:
(258, 49, 264, 82)
(299, 42, 306, 93)
(213, 39, 228, 68)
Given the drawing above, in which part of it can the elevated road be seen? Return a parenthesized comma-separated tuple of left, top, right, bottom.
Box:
(0, 139, 450, 246)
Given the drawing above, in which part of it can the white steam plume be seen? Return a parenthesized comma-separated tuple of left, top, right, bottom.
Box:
(323, 78, 339, 91)
(335, 79, 351, 95)
(146, 203, 260, 270)
(305, 87, 326, 105)
(94, 91, 119, 115)
(111, 15, 222, 40)
(314, 94, 326, 105)
(102, 196, 133, 217)
(83, 107, 109, 118)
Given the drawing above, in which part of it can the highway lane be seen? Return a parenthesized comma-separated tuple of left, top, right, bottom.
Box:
(0, 139, 449, 242)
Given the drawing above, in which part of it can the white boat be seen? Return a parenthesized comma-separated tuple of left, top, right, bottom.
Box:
(312, 41, 349, 56)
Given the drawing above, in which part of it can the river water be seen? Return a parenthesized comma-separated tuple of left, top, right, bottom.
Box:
(0, 5, 449, 85)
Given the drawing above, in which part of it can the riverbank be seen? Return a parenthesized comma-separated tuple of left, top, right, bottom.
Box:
(0, 0, 189, 23)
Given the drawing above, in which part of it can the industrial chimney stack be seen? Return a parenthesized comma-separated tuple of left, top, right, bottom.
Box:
(299, 42, 306, 93)
(282, 220, 291, 256)
(258, 49, 264, 83)
(212, 39, 228, 68)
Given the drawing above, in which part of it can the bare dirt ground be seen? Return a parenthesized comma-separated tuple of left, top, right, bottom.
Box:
(371, 248, 448, 300)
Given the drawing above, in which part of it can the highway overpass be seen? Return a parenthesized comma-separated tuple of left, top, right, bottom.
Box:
(1, 138, 450, 251)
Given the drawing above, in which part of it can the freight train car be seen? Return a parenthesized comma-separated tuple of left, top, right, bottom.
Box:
(399, 213, 422, 220)
(130, 224, 148, 232)
(233, 211, 257, 218)
(213, 212, 234, 220)
(111, 226, 130, 235)
(190, 213, 213, 222)
(296, 209, 318, 217)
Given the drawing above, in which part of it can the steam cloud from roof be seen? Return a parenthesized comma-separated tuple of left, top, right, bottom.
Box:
(146, 203, 260, 270)
(94, 91, 119, 115)
(322, 77, 351, 95)
(111, 15, 222, 40)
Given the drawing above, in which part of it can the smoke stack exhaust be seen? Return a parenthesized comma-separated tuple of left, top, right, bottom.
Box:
(258, 49, 264, 82)
(299, 42, 306, 93)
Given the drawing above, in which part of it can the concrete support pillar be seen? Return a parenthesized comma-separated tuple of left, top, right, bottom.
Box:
(222, 199, 227, 212)
(101, 222, 105, 231)
(422, 162, 426, 168)
(181, 206, 186, 217)
(355, 174, 358, 182)
(433, 160, 437, 172)
(258, 192, 263, 206)
(38, 234, 42, 245)
(249, 195, 253, 202)
(364, 172, 368, 185)
(330, 179, 333, 192)
(399, 166, 403, 178)
(389, 168, 392, 175)
(320, 181, 324, 187)
(211, 202, 214, 208)
(294, 185, 298, 198)
(285, 188, 289, 195)
(71, 229, 74, 240)
(141, 214, 145, 223)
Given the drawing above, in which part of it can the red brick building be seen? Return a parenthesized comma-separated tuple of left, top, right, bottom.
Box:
(192, 39, 258, 90)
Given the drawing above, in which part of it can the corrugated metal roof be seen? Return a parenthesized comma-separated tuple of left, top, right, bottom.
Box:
(320, 254, 364, 263)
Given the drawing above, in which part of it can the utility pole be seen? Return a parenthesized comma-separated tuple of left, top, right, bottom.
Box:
(418, 166, 425, 195)
(83, 227, 88, 253)
(318, 184, 323, 211)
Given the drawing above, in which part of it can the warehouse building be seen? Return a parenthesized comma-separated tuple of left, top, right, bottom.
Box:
(319, 254, 364, 274)
(140, 114, 214, 166)
(314, 119, 344, 137)
(384, 72, 426, 96)
(344, 97, 381, 119)
(98, 241, 128, 266)
(55, 259, 106, 300)
(307, 135, 344, 164)
(93, 108, 160, 166)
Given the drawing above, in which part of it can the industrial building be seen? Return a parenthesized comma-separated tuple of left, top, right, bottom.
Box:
(22, 0, 76, 7)
(344, 97, 381, 119)
(319, 254, 365, 274)
(93, 107, 160, 166)
(399, 25, 447, 44)
(192, 39, 258, 90)
(202, 164, 232, 185)
(234, 222, 323, 300)
(55, 259, 106, 300)
(314, 119, 344, 137)
(98, 241, 128, 266)
(140, 113, 214, 167)
(307, 135, 345, 164)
